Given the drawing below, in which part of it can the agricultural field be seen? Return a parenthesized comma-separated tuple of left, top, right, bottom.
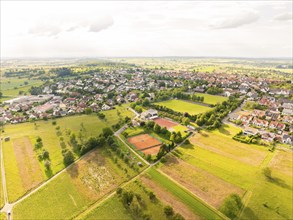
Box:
(2, 105, 134, 202)
(13, 144, 145, 219)
(145, 168, 224, 219)
(194, 93, 228, 105)
(156, 99, 212, 115)
(170, 124, 292, 219)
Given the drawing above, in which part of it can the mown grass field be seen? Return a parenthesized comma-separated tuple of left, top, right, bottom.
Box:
(13, 144, 144, 219)
(2, 105, 134, 202)
(194, 93, 228, 105)
(156, 99, 212, 115)
(146, 168, 224, 220)
(172, 124, 292, 219)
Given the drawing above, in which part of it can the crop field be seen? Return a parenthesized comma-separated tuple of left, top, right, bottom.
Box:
(153, 117, 178, 129)
(159, 154, 244, 208)
(2, 105, 134, 202)
(146, 168, 224, 219)
(13, 146, 143, 219)
(140, 175, 201, 220)
(172, 124, 292, 219)
(156, 99, 212, 115)
(128, 134, 162, 155)
(194, 93, 228, 105)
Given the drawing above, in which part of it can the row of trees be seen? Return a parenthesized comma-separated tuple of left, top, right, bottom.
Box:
(34, 137, 51, 170)
(195, 96, 242, 129)
(173, 91, 204, 103)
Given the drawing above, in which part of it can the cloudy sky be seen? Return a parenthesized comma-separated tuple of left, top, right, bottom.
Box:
(1, 1, 292, 58)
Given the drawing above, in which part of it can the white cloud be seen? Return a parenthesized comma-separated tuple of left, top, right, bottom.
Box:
(88, 17, 114, 32)
(1, 1, 292, 58)
(28, 25, 62, 37)
(274, 12, 293, 21)
(210, 10, 259, 29)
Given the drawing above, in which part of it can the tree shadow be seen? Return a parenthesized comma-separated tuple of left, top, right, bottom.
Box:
(181, 143, 194, 149)
(241, 207, 259, 220)
(45, 168, 53, 178)
(218, 125, 231, 136)
(267, 177, 292, 190)
(67, 163, 79, 178)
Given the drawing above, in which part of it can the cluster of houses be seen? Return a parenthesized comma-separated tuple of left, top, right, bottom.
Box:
(1, 67, 292, 148)
(230, 97, 293, 145)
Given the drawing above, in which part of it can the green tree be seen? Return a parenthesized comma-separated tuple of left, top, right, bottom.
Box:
(164, 206, 174, 217)
(63, 150, 74, 166)
(44, 159, 51, 170)
(85, 108, 92, 114)
(220, 194, 242, 219)
(102, 127, 114, 138)
(122, 191, 134, 206)
(153, 124, 161, 133)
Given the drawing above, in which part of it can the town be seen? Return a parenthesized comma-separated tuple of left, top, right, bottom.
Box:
(1, 65, 292, 147)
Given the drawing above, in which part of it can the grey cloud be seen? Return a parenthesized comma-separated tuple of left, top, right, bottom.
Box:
(210, 11, 259, 29)
(28, 25, 62, 37)
(88, 17, 114, 32)
(274, 13, 292, 21)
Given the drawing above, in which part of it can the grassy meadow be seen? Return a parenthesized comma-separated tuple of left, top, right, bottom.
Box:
(194, 93, 228, 105)
(2, 105, 134, 202)
(156, 99, 212, 115)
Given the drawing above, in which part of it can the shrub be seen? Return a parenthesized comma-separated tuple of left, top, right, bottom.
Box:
(220, 194, 242, 219)
(164, 206, 174, 217)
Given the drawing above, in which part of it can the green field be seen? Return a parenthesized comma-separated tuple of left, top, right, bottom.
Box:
(0, 212, 6, 220)
(156, 99, 212, 115)
(194, 93, 228, 105)
(0, 77, 43, 102)
(172, 124, 292, 219)
(147, 168, 224, 219)
(13, 144, 144, 219)
(0, 167, 4, 209)
(80, 195, 132, 220)
(2, 105, 134, 202)
(82, 180, 169, 220)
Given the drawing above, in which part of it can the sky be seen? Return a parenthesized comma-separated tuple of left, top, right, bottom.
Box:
(1, 1, 292, 58)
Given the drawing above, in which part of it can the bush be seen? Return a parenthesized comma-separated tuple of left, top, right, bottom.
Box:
(116, 187, 123, 196)
(149, 191, 156, 202)
(164, 206, 174, 217)
(220, 194, 242, 219)
(63, 149, 74, 166)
